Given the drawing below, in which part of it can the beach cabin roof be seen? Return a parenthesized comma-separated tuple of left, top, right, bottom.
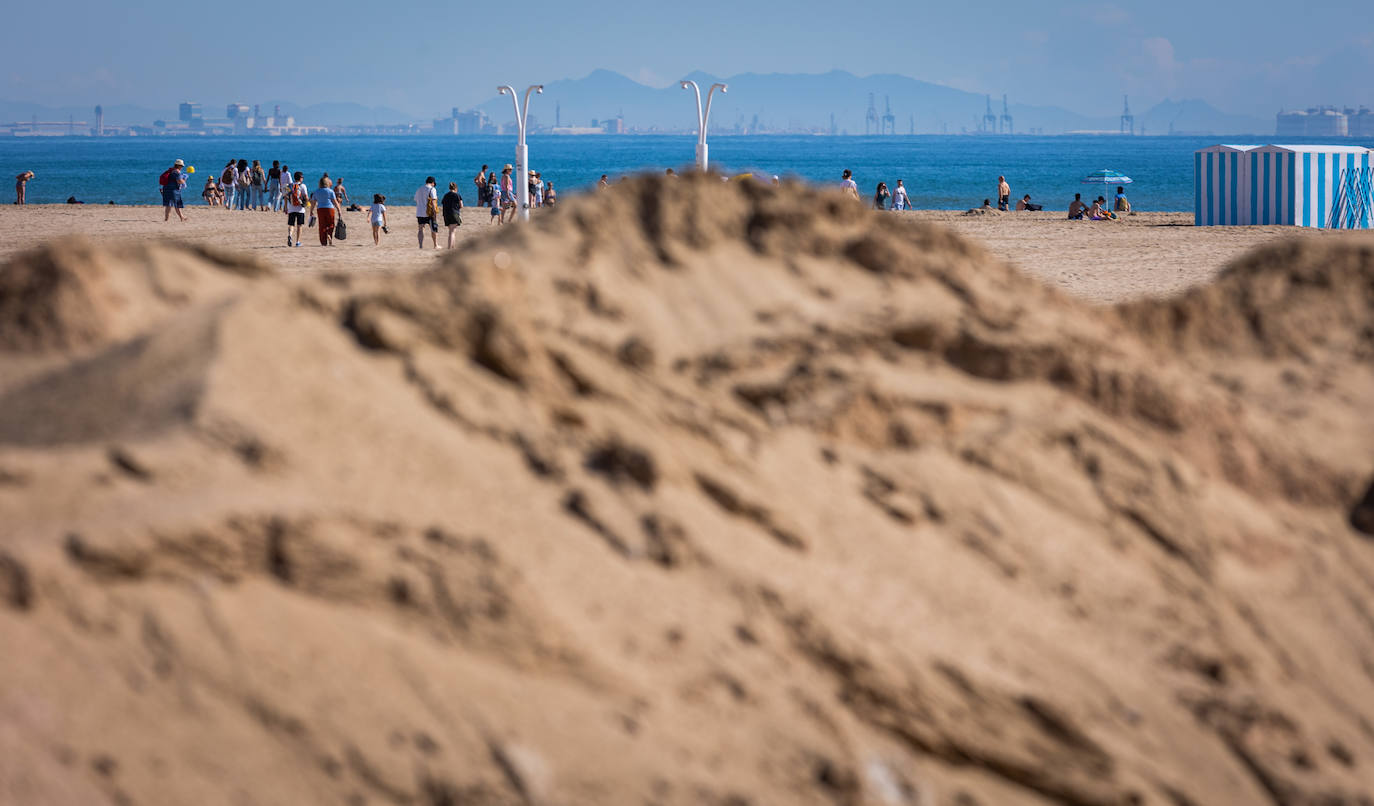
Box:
(1197, 144, 1260, 152)
(1258, 144, 1372, 154)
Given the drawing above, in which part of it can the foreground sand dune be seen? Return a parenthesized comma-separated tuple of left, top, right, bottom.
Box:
(2, 176, 1373, 805)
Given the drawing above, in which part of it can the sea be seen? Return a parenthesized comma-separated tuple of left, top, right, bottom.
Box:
(5, 134, 1372, 211)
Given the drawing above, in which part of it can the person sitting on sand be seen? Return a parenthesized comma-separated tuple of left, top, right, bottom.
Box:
(597, 174, 609, 191)
(1089, 197, 1115, 221)
(1016, 194, 1031, 211)
(1068, 193, 1087, 220)
(15, 171, 34, 204)
(1114, 186, 1131, 214)
(981, 198, 993, 210)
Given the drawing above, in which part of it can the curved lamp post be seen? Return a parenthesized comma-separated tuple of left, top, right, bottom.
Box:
(498, 84, 543, 221)
(680, 80, 727, 172)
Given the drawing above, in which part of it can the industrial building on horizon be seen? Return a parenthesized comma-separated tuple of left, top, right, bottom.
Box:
(1276, 106, 1374, 137)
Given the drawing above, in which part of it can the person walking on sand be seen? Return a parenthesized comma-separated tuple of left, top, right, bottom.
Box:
(840, 169, 859, 201)
(441, 181, 464, 248)
(160, 159, 188, 222)
(997, 175, 1010, 211)
(311, 176, 340, 246)
(284, 171, 308, 246)
(368, 193, 388, 245)
(249, 160, 266, 210)
(335, 177, 350, 208)
(891, 179, 910, 211)
(234, 159, 251, 210)
(415, 176, 439, 249)
(220, 161, 238, 211)
(873, 181, 890, 210)
(498, 165, 515, 224)
(15, 170, 34, 204)
(543, 181, 557, 208)
(266, 160, 282, 211)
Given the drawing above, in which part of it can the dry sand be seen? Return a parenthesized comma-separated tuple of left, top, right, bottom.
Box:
(0, 202, 1356, 302)
(3, 177, 1374, 805)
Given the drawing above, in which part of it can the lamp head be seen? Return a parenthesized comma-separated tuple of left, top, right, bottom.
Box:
(498, 87, 512, 96)
(680, 80, 695, 90)
(533, 85, 544, 94)
(712, 83, 729, 94)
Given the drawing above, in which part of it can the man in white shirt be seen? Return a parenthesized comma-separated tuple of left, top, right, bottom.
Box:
(283, 171, 308, 247)
(891, 179, 910, 211)
(414, 176, 438, 249)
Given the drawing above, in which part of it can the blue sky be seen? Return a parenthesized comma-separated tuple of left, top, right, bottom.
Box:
(7, 0, 1372, 118)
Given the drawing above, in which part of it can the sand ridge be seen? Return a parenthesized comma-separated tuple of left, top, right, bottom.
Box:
(1, 175, 1373, 805)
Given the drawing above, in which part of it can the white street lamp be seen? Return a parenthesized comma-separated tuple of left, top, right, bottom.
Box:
(680, 80, 727, 172)
(498, 84, 543, 221)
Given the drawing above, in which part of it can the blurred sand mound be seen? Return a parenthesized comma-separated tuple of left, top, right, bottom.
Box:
(3, 175, 1374, 806)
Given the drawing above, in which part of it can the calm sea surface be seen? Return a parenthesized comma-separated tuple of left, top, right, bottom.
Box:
(5, 134, 1372, 211)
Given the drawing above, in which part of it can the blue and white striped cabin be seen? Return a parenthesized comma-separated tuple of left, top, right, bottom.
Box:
(1194, 145, 1259, 226)
(1197, 144, 1373, 228)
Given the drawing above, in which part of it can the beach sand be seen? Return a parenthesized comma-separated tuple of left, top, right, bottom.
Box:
(3, 176, 1374, 805)
(0, 203, 1356, 302)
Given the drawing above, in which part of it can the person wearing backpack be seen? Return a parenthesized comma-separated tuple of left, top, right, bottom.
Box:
(284, 171, 308, 246)
(160, 159, 187, 222)
(234, 159, 251, 211)
(248, 160, 266, 210)
(220, 161, 238, 211)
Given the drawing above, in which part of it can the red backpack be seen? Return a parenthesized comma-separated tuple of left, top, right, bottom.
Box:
(289, 183, 307, 207)
(158, 168, 173, 186)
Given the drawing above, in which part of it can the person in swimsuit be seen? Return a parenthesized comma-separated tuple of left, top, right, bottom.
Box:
(15, 171, 34, 204)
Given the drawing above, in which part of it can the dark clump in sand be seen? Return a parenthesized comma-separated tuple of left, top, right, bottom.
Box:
(2, 175, 1373, 805)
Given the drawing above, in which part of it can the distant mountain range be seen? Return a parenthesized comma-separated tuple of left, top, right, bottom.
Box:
(1, 71, 1273, 135)
(473, 69, 1273, 136)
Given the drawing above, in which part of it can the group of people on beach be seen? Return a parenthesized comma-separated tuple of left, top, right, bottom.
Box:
(200, 159, 332, 213)
(154, 154, 563, 248)
(839, 168, 1133, 219)
(471, 163, 557, 224)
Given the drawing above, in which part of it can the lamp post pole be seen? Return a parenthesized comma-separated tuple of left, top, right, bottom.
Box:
(680, 80, 727, 172)
(498, 84, 543, 221)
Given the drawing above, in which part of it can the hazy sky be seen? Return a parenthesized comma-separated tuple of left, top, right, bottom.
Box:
(8, 0, 1372, 118)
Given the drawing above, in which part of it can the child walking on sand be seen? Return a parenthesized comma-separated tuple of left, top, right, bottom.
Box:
(369, 194, 388, 245)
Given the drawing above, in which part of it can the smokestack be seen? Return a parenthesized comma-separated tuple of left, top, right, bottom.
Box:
(95, 105, 104, 136)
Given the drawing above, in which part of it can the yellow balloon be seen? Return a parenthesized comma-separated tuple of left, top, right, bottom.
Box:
(188, 166, 195, 173)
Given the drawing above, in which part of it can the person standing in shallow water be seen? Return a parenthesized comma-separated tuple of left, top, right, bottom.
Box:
(840, 169, 859, 201)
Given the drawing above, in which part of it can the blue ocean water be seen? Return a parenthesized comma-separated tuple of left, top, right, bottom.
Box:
(5, 134, 1373, 211)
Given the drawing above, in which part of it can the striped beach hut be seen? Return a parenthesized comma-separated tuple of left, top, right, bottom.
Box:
(1194, 145, 1259, 226)
(1196, 144, 1373, 228)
